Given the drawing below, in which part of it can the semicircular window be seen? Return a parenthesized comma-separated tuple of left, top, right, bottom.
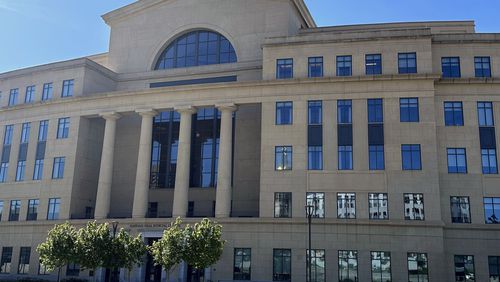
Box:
(155, 30, 237, 70)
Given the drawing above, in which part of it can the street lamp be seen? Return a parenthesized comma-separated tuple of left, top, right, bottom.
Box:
(305, 196, 317, 282)
(111, 221, 119, 282)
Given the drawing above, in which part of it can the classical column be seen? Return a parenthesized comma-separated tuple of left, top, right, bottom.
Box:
(132, 109, 158, 218)
(172, 105, 196, 218)
(215, 103, 237, 218)
(94, 112, 121, 219)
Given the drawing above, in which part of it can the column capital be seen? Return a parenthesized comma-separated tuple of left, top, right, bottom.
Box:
(216, 103, 238, 112)
(135, 109, 158, 117)
(99, 111, 121, 121)
(174, 105, 197, 114)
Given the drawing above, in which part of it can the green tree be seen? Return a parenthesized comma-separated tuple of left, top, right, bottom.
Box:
(149, 218, 184, 272)
(37, 222, 78, 282)
(75, 221, 111, 272)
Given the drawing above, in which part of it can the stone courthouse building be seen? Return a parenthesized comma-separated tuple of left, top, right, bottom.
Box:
(1, 0, 500, 281)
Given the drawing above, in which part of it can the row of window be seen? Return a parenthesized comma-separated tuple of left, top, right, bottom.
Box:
(0, 156, 66, 183)
(274, 192, 500, 224)
(3, 118, 70, 145)
(0, 198, 60, 222)
(276, 54, 493, 79)
(234, 248, 500, 282)
(5, 79, 74, 107)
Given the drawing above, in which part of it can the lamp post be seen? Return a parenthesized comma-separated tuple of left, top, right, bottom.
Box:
(111, 221, 119, 282)
(305, 196, 317, 282)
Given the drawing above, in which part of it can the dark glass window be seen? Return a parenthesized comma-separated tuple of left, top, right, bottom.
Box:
(276, 102, 293, 125)
(447, 148, 467, 173)
(0, 201, 3, 222)
(441, 57, 461, 78)
(338, 146, 353, 170)
(25, 85, 35, 103)
(66, 263, 80, 276)
(369, 193, 389, 220)
(482, 149, 498, 174)
(147, 202, 158, 218)
(400, 98, 419, 122)
(38, 261, 50, 275)
(155, 30, 236, 70)
(308, 101, 322, 125)
(38, 120, 49, 142)
(52, 157, 65, 179)
(308, 146, 323, 170)
(337, 193, 356, 219)
(0, 163, 8, 183)
(57, 117, 70, 139)
(306, 192, 325, 218)
(274, 192, 292, 218)
(47, 198, 61, 220)
(9, 200, 20, 221)
(450, 196, 471, 224)
(17, 247, 30, 274)
(276, 59, 293, 79)
(490, 256, 500, 281)
(366, 54, 382, 75)
(15, 161, 26, 182)
(275, 146, 292, 171)
(8, 89, 18, 107)
(61, 79, 74, 97)
(368, 98, 383, 123)
(3, 124, 14, 145)
(404, 194, 425, 220)
(273, 249, 291, 281)
(42, 83, 53, 101)
(337, 55, 352, 76)
(308, 57, 323, 78)
(478, 102, 494, 127)
(233, 248, 251, 280)
(307, 249, 325, 282)
(484, 197, 500, 224)
(0, 247, 12, 274)
(444, 102, 464, 126)
(338, 250, 358, 282)
(398, 52, 417, 74)
(454, 255, 475, 282)
(187, 201, 194, 218)
(475, 56, 491, 78)
(369, 145, 385, 170)
(407, 253, 428, 282)
(26, 199, 39, 221)
(402, 144, 421, 170)
(20, 122, 30, 144)
(33, 159, 44, 180)
(338, 100, 352, 124)
(371, 251, 391, 282)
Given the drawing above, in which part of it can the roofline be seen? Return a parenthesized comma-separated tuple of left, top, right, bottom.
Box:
(301, 20, 475, 33)
(292, 0, 316, 28)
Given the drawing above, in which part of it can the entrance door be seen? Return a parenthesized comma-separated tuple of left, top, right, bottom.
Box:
(145, 238, 162, 282)
(186, 265, 205, 282)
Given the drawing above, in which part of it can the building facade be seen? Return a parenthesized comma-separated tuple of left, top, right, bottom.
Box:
(0, 0, 500, 281)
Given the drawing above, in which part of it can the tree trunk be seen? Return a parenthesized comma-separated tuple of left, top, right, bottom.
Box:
(57, 267, 61, 282)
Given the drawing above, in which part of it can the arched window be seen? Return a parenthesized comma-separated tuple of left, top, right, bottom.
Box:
(155, 30, 237, 70)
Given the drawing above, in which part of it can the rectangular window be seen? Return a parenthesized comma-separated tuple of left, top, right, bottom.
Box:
(25, 85, 35, 103)
(147, 202, 158, 218)
(371, 251, 391, 282)
(15, 161, 26, 182)
(454, 255, 475, 282)
(273, 249, 291, 281)
(450, 196, 471, 224)
(276, 102, 293, 125)
(307, 249, 325, 282)
(57, 117, 70, 139)
(308, 101, 322, 125)
(475, 56, 491, 78)
(441, 57, 461, 78)
(490, 256, 500, 281)
(338, 250, 358, 282)
(8, 89, 18, 106)
(338, 100, 352, 124)
(9, 200, 21, 221)
(27, 199, 39, 221)
(444, 102, 464, 126)
(368, 98, 383, 123)
(308, 146, 323, 170)
(20, 122, 30, 143)
(336, 55, 352, 76)
(478, 102, 494, 127)
(482, 149, 498, 174)
(61, 79, 74, 97)
(38, 120, 49, 142)
(306, 192, 325, 218)
(276, 59, 293, 79)
(275, 146, 292, 171)
(338, 146, 353, 170)
(337, 193, 356, 219)
(233, 248, 251, 280)
(404, 194, 425, 220)
(66, 263, 80, 276)
(484, 197, 500, 224)
(447, 148, 467, 173)
(369, 193, 389, 220)
(47, 198, 61, 220)
(0, 247, 13, 274)
(400, 98, 419, 122)
(402, 144, 422, 170)
(308, 57, 323, 78)
(407, 253, 429, 282)
(17, 247, 31, 274)
(52, 157, 65, 179)
(366, 54, 382, 75)
(38, 262, 50, 275)
(0, 163, 8, 183)
(274, 192, 292, 218)
(3, 124, 14, 145)
(33, 159, 44, 180)
(0, 201, 3, 222)
(369, 145, 385, 170)
(398, 52, 417, 74)
(42, 83, 53, 101)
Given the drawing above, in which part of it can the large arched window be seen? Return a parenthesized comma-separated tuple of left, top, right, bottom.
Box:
(155, 30, 237, 70)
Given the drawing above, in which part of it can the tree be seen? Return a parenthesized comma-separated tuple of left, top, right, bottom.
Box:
(149, 218, 184, 272)
(37, 222, 78, 282)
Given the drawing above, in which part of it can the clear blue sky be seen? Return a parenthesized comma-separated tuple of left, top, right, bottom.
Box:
(1, 0, 499, 73)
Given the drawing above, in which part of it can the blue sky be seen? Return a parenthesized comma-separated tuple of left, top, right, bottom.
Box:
(1, 0, 499, 73)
